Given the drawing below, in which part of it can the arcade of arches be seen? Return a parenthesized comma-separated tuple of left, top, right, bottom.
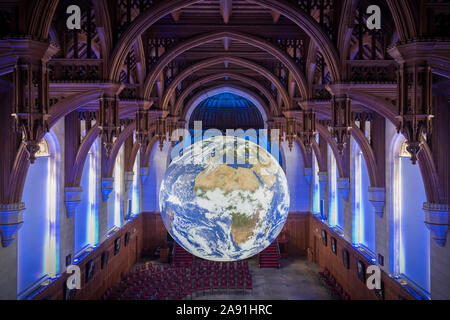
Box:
(0, 0, 449, 300)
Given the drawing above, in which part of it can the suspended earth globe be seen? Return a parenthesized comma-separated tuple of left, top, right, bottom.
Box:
(159, 135, 290, 261)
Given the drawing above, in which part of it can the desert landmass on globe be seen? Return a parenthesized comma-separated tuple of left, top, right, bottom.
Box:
(193, 163, 273, 246)
(194, 164, 261, 193)
(230, 210, 261, 246)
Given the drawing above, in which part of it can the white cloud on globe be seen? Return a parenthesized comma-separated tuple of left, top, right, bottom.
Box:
(159, 136, 290, 261)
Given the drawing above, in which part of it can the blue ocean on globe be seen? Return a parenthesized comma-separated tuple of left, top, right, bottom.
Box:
(159, 136, 290, 261)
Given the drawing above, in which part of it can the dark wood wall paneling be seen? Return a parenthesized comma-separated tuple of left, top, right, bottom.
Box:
(142, 212, 169, 253)
(281, 212, 309, 257)
(309, 215, 416, 300)
(34, 215, 143, 300)
(32, 212, 415, 300)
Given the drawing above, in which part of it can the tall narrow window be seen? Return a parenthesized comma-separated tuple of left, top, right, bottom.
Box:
(75, 140, 99, 254)
(114, 145, 124, 228)
(131, 150, 140, 216)
(352, 140, 376, 256)
(393, 139, 430, 297)
(312, 150, 321, 215)
(328, 146, 340, 228)
(107, 145, 124, 231)
(75, 150, 91, 254)
(87, 141, 99, 245)
(18, 134, 59, 297)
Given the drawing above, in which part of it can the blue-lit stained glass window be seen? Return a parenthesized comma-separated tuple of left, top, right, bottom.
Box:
(352, 140, 375, 255)
(18, 155, 49, 294)
(131, 150, 140, 216)
(75, 153, 91, 254)
(107, 145, 124, 231)
(397, 141, 430, 295)
(18, 136, 59, 297)
(328, 146, 342, 229)
(74, 141, 98, 255)
(312, 151, 321, 215)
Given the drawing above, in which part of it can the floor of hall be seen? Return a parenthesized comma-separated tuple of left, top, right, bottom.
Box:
(193, 257, 335, 300)
(136, 257, 335, 300)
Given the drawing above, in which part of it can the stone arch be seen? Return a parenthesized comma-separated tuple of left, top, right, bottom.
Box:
(182, 85, 269, 129)
(26, 0, 59, 39)
(347, 92, 397, 125)
(67, 125, 101, 188)
(350, 125, 381, 188)
(386, 0, 418, 41)
(418, 143, 443, 204)
(337, 0, 355, 74)
(103, 122, 136, 178)
(151, 55, 290, 110)
(295, 137, 313, 169)
(49, 90, 104, 126)
(171, 72, 279, 117)
(312, 140, 327, 172)
(142, 31, 308, 102)
(126, 141, 141, 173)
(108, 0, 341, 82)
(316, 123, 345, 178)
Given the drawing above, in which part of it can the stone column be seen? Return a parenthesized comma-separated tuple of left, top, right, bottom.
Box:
(425, 203, 450, 299)
(303, 167, 313, 212)
(338, 177, 352, 241)
(123, 171, 134, 221)
(318, 171, 328, 220)
(0, 236, 18, 299)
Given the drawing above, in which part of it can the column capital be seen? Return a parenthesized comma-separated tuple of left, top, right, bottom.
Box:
(297, 100, 317, 111)
(318, 171, 328, 185)
(101, 177, 114, 202)
(282, 110, 302, 121)
(387, 40, 450, 66)
(303, 168, 312, 185)
(0, 203, 25, 247)
(140, 167, 149, 185)
(423, 203, 450, 247)
(64, 187, 83, 218)
(325, 83, 351, 98)
(0, 38, 58, 67)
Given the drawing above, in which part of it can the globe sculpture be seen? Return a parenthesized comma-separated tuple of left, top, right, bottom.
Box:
(159, 136, 290, 261)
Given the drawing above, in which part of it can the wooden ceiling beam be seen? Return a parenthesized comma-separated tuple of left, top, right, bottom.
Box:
(171, 10, 182, 22)
(220, 0, 232, 24)
(271, 9, 281, 23)
(223, 37, 230, 51)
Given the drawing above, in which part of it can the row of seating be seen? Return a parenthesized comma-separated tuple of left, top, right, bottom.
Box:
(319, 268, 350, 300)
(103, 260, 253, 300)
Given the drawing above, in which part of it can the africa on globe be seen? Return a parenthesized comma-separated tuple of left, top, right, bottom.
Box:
(159, 135, 290, 261)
